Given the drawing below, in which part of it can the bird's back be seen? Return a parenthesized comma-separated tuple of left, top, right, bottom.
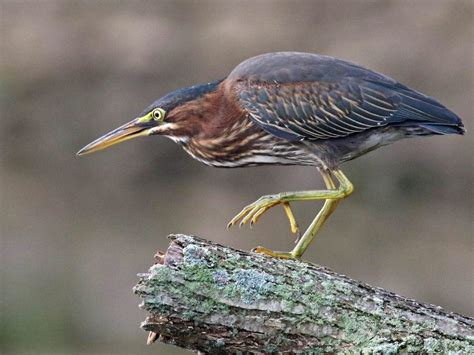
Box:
(228, 52, 393, 84)
(227, 52, 464, 141)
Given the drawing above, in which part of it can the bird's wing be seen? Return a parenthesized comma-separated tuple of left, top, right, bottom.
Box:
(235, 79, 402, 141)
(229, 52, 462, 141)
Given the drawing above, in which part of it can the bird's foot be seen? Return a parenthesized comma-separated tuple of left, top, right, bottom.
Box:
(251, 246, 298, 259)
(227, 194, 292, 230)
(227, 196, 301, 237)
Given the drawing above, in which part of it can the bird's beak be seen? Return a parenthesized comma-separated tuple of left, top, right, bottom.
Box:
(76, 119, 152, 156)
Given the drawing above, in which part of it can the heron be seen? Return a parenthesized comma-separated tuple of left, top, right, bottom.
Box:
(78, 52, 464, 259)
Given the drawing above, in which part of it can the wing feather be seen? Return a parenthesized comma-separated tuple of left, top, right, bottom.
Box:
(237, 80, 398, 141)
(236, 79, 464, 141)
(229, 52, 463, 141)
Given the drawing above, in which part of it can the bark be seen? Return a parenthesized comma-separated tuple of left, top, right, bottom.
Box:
(133, 234, 473, 354)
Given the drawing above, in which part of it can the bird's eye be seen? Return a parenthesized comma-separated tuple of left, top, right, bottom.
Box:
(152, 108, 165, 121)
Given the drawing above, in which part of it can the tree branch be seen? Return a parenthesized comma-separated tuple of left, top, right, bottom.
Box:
(133, 234, 473, 353)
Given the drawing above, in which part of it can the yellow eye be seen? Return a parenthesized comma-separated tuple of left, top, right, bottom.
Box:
(152, 108, 165, 121)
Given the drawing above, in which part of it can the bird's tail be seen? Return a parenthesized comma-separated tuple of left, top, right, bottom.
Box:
(417, 122, 465, 135)
(391, 86, 465, 136)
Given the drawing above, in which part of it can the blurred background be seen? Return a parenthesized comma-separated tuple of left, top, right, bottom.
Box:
(1, 0, 472, 353)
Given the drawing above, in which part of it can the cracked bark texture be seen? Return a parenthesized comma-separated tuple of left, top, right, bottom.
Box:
(133, 234, 473, 353)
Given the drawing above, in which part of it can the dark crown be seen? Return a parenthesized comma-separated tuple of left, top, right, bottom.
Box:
(140, 79, 223, 116)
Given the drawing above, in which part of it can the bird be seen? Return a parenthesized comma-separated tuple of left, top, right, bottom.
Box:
(77, 52, 464, 259)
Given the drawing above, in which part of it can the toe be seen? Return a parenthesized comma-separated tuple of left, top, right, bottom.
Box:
(252, 246, 296, 259)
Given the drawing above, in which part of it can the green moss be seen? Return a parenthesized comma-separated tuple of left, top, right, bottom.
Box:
(307, 289, 334, 307)
(273, 283, 296, 300)
(332, 280, 353, 295)
(181, 265, 214, 283)
(321, 279, 341, 295)
(301, 279, 316, 292)
(422, 337, 474, 354)
(200, 298, 217, 314)
(368, 343, 400, 354)
(280, 299, 296, 312)
(311, 336, 341, 353)
(383, 316, 406, 329)
(222, 284, 240, 299)
(424, 337, 443, 352)
(149, 264, 173, 282)
(401, 334, 424, 352)
(338, 312, 380, 346)
(218, 253, 241, 268)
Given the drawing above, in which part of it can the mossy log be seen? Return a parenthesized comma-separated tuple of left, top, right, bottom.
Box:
(133, 234, 473, 353)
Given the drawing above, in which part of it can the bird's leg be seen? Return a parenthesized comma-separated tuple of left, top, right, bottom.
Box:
(286, 172, 341, 259)
(233, 169, 353, 259)
(227, 169, 353, 231)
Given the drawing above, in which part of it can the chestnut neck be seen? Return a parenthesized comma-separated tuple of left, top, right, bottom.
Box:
(164, 83, 245, 141)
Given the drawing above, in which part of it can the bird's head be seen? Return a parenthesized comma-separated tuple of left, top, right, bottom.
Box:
(77, 80, 222, 156)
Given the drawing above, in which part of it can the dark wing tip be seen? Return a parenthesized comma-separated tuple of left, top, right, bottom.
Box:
(418, 122, 465, 135)
(369, 81, 465, 136)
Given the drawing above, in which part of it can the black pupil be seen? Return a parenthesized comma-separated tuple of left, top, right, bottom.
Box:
(154, 111, 160, 118)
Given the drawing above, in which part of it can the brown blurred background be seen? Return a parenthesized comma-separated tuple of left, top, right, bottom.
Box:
(1, 0, 473, 354)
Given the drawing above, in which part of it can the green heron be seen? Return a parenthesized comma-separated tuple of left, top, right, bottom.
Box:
(78, 52, 464, 259)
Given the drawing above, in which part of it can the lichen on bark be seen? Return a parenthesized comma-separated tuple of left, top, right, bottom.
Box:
(134, 234, 474, 353)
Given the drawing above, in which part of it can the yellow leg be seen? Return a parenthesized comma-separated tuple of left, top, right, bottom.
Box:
(289, 198, 338, 258)
(228, 169, 352, 229)
(228, 169, 354, 259)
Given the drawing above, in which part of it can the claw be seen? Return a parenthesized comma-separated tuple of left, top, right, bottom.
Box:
(240, 205, 261, 226)
(227, 204, 253, 228)
(294, 229, 302, 244)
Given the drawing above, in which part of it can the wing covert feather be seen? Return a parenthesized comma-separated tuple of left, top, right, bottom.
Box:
(236, 80, 400, 141)
(227, 53, 462, 141)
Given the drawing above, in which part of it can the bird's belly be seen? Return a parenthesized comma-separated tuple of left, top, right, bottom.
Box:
(180, 127, 407, 169)
(317, 128, 408, 164)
